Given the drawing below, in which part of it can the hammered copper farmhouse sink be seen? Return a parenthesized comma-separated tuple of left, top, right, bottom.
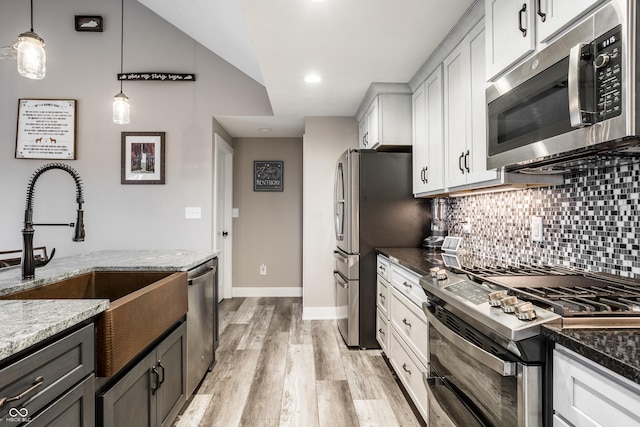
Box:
(1, 271, 188, 377)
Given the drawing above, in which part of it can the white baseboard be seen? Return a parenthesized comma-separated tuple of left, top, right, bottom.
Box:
(302, 306, 345, 320)
(232, 286, 303, 298)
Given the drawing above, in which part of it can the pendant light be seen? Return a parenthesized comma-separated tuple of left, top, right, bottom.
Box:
(15, 0, 46, 80)
(113, 0, 130, 124)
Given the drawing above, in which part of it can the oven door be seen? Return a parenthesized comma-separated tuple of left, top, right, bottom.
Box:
(423, 305, 543, 427)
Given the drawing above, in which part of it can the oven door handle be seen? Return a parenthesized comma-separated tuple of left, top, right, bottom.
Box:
(568, 42, 591, 128)
(334, 271, 349, 289)
(423, 373, 489, 427)
(422, 302, 517, 376)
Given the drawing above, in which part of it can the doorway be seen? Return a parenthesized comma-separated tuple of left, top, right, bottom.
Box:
(213, 134, 233, 301)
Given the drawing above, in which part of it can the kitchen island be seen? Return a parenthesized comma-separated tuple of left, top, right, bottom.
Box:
(0, 249, 216, 364)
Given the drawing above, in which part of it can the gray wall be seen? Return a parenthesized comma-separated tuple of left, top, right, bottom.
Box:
(232, 137, 303, 292)
(0, 0, 270, 255)
(302, 117, 358, 317)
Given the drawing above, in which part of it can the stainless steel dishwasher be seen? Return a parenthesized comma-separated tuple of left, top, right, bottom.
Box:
(186, 258, 218, 397)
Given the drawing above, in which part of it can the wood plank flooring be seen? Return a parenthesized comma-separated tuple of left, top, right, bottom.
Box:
(174, 297, 424, 427)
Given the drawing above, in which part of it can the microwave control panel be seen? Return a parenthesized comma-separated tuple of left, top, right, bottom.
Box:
(594, 25, 622, 122)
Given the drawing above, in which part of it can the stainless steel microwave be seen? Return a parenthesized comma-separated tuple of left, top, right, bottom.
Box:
(487, 0, 640, 172)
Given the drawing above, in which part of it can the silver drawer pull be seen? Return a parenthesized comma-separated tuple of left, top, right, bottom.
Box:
(402, 363, 412, 375)
(379, 293, 385, 301)
(0, 376, 45, 409)
(403, 281, 412, 289)
(402, 318, 412, 328)
(379, 265, 386, 272)
(378, 328, 385, 337)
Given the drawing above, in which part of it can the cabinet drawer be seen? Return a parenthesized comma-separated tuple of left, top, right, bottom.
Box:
(553, 345, 640, 426)
(376, 256, 390, 281)
(390, 287, 429, 367)
(389, 328, 428, 423)
(376, 275, 390, 318)
(25, 375, 95, 427)
(376, 308, 389, 353)
(0, 324, 94, 422)
(390, 263, 428, 307)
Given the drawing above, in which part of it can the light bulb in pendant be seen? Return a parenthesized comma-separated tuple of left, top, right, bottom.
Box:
(113, 92, 130, 124)
(15, 31, 46, 80)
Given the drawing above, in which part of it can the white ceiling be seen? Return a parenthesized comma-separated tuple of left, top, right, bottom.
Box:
(137, 0, 475, 137)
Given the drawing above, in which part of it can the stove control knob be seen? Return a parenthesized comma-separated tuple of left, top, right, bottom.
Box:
(430, 267, 440, 278)
(488, 290, 508, 307)
(500, 296, 519, 313)
(436, 269, 448, 281)
(514, 302, 537, 320)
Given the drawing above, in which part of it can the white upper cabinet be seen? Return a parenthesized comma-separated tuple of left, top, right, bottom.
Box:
(356, 86, 412, 150)
(486, 0, 603, 80)
(444, 20, 498, 189)
(413, 66, 444, 195)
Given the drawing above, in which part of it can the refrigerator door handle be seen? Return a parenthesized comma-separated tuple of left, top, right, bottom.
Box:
(334, 162, 345, 240)
(334, 271, 349, 288)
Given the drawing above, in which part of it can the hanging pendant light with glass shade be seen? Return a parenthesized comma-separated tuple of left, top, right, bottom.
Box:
(113, 0, 130, 124)
(15, 0, 46, 80)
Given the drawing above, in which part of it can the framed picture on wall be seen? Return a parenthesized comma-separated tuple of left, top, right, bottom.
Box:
(254, 161, 283, 191)
(121, 132, 165, 184)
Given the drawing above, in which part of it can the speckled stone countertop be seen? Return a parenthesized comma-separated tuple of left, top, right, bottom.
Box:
(543, 327, 640, 385)
(376, 247, 640, 386)
(0, 249, 217, 363)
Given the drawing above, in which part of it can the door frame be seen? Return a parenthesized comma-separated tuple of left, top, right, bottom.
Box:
(213, 134, 233, 300)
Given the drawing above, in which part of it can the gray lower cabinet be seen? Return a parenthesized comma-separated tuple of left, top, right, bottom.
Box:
(99, 322, 186, 427)
(0, 324, 95, 427)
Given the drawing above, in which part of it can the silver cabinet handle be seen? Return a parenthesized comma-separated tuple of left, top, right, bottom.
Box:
(378, 328, 385, 337)
(403, 281, 412, 289)
(536, 0, 546, 22)
(378, 293, 385, 301)
(402, 363, 412, 375)
(518, 4, 527, 37)
(402, 318, 412, 328)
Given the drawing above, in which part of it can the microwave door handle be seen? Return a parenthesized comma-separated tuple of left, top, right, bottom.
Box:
(422, 302, 517, 376)
(569, 43, 590, 128)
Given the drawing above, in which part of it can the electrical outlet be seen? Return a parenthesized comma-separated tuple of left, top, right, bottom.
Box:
(462, 218, 471, 234)
(185, 207, 201, 219)
(531, 216, 543, 242)
(260, 264, 267, 275)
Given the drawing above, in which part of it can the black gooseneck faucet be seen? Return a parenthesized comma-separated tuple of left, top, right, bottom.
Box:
(22, 163, 85, 280)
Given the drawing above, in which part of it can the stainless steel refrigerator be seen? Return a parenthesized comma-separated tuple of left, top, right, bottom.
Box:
(333, 149, 430, 348)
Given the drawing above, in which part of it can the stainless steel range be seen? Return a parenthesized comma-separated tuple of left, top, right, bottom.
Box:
(418, 253, 640, 427)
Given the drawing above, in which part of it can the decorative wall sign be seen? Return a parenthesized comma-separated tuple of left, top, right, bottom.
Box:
(16, 99, 77, 160)
(121, 132, 165, 184)
(75, 16, 103, 32)
(117, 73, 196, 82)
(254, 161, 283, 192)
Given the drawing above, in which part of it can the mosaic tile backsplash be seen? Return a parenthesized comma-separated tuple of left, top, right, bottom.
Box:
(447, 161, 640, 279)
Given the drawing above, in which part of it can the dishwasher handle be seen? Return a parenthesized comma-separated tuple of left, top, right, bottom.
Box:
(188, 263, 216, 286)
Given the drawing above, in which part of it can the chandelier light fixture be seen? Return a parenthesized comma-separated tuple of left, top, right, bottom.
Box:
(15, 0, 46, 80)
(113, 0, 130, 124)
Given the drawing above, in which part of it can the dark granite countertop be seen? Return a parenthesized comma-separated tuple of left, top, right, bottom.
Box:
(376, 247, 445, 277)
(543, 326, 640, 385)
(377, 247, 640, 386)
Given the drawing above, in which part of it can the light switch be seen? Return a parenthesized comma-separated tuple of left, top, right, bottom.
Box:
(531, 216, 543, 242)
(232, 208, 239, 218)
(185, 207, 201, 219)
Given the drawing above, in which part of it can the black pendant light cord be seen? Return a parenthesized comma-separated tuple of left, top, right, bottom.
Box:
(30, 0, 34, 32)
(119, 0, 124, 93)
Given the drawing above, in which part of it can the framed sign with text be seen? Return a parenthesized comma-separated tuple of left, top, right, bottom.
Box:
(15, 99, 77, 160)
(254, 161, 283, 192)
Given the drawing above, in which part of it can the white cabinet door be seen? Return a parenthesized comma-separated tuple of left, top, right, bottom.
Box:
(413, 67, 445, 195)
(412, 82, 429, 194)
(486, 0, 535, 80)
(536, 0, 602, 43)
(467, 24, 498, 185)
(444, 41, 469, 188)
(366, 99, 379, 148)
(358, 117, 367, 149)
(424, 67, 445, 192)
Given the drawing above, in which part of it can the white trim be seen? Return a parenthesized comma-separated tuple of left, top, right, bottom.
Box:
(232, 286, 303, 298)
(302, 306, 344, 320)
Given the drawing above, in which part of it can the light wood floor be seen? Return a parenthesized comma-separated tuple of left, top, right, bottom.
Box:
(173, 297, 424, 427)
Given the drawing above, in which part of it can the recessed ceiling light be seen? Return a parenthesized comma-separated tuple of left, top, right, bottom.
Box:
(259, 127, 272, 132)
(304, 74, 322, 83)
